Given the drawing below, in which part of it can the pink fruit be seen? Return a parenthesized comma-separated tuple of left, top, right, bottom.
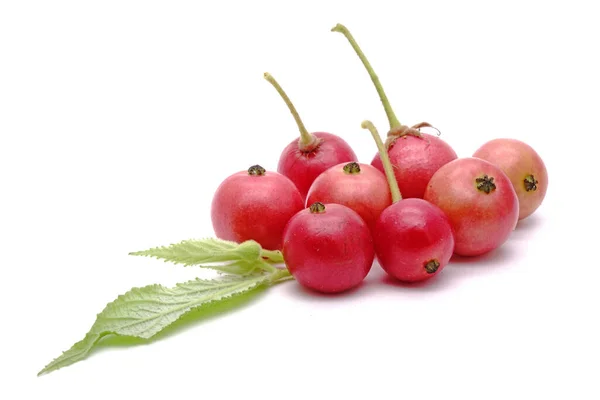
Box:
(305, 161, 391, 231)
(211, 164, 304, 250)
(264, 73, 358, 200)
(332, 24, 457, 199)
(362, 120, 455, 283)
(282, 202, 374, 294)
(423, 157, 519, 257)
(473, 138, 548, 220)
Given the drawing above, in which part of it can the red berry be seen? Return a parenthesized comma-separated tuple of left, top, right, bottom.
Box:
(211, 165, 304, 250)
(278, 132, 358, 200)
(362, 120, 454, 283)
(373, 198, 454, 282)
(305, 161, 391, 231)
(371, 133, 458, 198)
(423, 157, 519, 257)
(473, 138, 548, 220)
(264, 73, 357, 200)
(282, 202, 374, 294)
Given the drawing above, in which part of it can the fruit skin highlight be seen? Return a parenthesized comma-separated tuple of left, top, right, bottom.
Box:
(305, 161, 391, 231)
(264, 73, 358, 200)
(332, 23, 457, 199)
(282, 202, 374, 294)
(211, 165, 304, 251)
(424, 157, 519, 257)
(363, 120, 455, 283)
(473, 138, 548, 220)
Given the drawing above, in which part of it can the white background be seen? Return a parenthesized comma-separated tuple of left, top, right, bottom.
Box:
(2, 1, 599, 399)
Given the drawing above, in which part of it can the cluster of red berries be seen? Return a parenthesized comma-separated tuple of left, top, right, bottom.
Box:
(211, 24, 548, 294)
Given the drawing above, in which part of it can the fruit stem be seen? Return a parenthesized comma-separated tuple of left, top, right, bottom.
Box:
(361, 120, 402, 202)
(264, 72, 319, 150)
(332, 24, 401, 130)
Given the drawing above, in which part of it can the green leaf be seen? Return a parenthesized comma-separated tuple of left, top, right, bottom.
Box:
(129, 237, 256, 264)
(38, 271, 288, 376)
(129, 238, 275, 274)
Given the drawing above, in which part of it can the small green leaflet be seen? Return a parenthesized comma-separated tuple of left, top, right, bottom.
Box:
(129, 238, 284, 275)
(38, 270, 288, 376)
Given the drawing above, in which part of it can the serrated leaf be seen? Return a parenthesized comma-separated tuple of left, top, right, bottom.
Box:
(129, 238, 270, 274)
(38, 273, 275, 376)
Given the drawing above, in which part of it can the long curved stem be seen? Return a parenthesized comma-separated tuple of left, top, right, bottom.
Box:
(332, 24, 401, 130)
(361, 120, 402, 202)
(264, 72, 317, 148)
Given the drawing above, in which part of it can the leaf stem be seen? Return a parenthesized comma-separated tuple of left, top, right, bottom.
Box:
(361, 120, 402, 202)
(331, 24, 401, 129)
(264, 72, 318, 150)
(261, 249, 285, 264)
(256, 259, 277, 273)
(268, 268, 292, 283)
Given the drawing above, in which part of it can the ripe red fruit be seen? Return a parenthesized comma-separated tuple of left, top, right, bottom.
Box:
(332, 24, 457, 198)
(473, 138, 548, 220)
(370, 133, 458, 199)
(305, 161, 391, 231)
(264, 73, 358, 200)
(363, 121, 455, 283)
(374, 198, 455, 282)
(211, 165, 304, 251)
(282, 202, 374, 294)
(423, 157, 519, 257)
